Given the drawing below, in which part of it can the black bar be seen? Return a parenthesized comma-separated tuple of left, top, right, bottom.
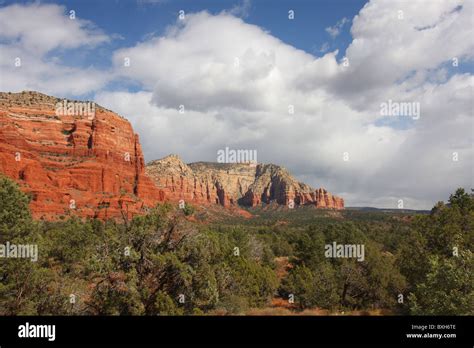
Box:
(0, 316, 473, 346)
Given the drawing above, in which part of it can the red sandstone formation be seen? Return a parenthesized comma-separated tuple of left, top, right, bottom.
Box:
(0, 91, 163, 220)
(0, 91, 343, 220)
(146, 155, 344, 210)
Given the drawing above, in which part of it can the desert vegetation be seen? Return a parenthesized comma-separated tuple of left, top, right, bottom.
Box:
(0, 175, 472, 315)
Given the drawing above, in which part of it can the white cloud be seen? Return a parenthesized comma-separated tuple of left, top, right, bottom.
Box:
(99, 1, 473, 209)
(325, 17, 349, 38)
(229, 0, 252, 18)
(0, 3, 108, 54)
(319, 42, 330, 53)
(329, 0, 474, 108)
(0, 3, 111, 96)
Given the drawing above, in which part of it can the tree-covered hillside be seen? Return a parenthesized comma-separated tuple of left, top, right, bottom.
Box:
(0, 176, 472, 315)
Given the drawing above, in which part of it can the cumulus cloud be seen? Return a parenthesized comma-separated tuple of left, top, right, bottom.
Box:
(330, 0, 473, 107)
(0, 3, 108, 54)
(0, 3, 111, 96)
(112, 12, 316, 112)
(99, 1, 473, 209)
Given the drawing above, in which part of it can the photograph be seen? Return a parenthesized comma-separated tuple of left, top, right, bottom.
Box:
(0, 0, 473, 346)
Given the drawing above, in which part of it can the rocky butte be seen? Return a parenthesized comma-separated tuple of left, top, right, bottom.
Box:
(0, 91, 343, 220)
(0, 91, 163, 220)
(146, 155, 344, 209)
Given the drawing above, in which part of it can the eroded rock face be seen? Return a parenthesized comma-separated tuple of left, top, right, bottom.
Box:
(0, 91, 344, 220)
(146, 155, 257, 207)
(146, 155, 344, 209)
(0, 91, 163, 220)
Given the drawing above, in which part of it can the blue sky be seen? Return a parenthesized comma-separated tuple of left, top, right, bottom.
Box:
(0, 0, 472, 208)
(3, 0, 366, 71)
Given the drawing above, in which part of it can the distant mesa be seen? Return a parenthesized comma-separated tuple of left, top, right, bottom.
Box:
(0, 91, 343, 220)
(146, 154, 344, 209)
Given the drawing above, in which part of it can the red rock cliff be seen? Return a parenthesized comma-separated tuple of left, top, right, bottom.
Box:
(146, 155, 344, 209)
(0, 91, 164, 220)
(0, 91, 343, 219)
